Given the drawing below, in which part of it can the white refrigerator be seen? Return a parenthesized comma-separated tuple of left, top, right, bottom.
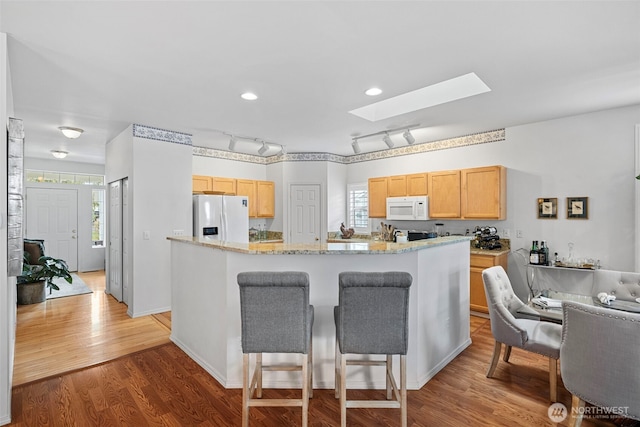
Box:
(193, 194, 249, 243)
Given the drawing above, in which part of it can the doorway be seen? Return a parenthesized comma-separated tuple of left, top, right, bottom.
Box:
(25, 187, 78, 271)
(289, 184, 321, 244)
(107, 178, 130, 304)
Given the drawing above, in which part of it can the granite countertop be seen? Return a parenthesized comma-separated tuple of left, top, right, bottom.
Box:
(168, 235, 473, 255)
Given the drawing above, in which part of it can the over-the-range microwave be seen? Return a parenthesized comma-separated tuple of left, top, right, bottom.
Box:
(386, 196, 429, 221)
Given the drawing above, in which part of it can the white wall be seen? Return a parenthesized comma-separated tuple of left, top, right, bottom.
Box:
(0, 31, 15, 427)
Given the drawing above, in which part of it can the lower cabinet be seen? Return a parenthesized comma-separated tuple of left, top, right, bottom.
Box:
(470, 252, 508, 313)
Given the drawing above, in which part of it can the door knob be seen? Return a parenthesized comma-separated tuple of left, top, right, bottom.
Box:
(315, 237, 319, 241)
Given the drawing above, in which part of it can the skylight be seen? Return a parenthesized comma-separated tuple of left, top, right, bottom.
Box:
(349, 73, 491, 122)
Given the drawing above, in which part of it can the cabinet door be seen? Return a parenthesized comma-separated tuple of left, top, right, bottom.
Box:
(236, 179, 257, 217)
(428, 170, 461, 218)
(470, 253, 507, 313)
(387, 175, 407, 197)
(368, 177, 388, 218)
(406, 173, 428, 196)
(256, 180, 275, 218)
(211, 177, 237, 194)
(192, 175, 212, 192)
(462, 166, 506, 219)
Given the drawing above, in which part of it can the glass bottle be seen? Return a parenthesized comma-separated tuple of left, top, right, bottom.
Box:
(529, 240, 539, 265)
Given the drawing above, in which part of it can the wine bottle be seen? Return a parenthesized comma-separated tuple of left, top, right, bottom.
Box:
(539, 241, 547, 266)
(529, 240, 539, 264)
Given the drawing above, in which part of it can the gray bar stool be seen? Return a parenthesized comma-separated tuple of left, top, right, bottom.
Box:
(334, 271, 412, 427)
(237, 271, 314, 427)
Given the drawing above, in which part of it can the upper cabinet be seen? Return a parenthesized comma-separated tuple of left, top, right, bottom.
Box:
(461, 165, 506, 220)
(428, 170, 461, 218)
(255, 180, 275, 218)
(211, 177, 237, 194)
(192, 175, 212, 192)
(236, 179, 257, 217)
(406, 173, 428, 196)
(387, 175, 407, 197)
(368, 177, 388, 218)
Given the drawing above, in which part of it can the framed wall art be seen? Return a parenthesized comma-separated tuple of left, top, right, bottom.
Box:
(537, 198, 557, 219)
(567, 197, 588, 219)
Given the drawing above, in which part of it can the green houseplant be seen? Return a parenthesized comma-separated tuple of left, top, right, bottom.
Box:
(17, 253, 73, 305)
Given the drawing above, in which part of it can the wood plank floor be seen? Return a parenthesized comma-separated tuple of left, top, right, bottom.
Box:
(10, 272, 637, 426)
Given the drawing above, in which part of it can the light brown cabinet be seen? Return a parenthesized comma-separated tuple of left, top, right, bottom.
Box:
(470, 252, 508, 313)
(387, 175, 407, 197)
(461, 166, 506, 220)
(256, 180, 275, 218)
(406, 173, 428, 196)
(192, 175, 212, 192)
(236, 179, 257, 217)
(211, 177, 237, 194)
(428, 170, 461, 218)
(368, 177, 388, 218)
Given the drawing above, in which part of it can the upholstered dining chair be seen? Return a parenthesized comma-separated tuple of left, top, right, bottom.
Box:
(561, 301, 640, 427)
(334, 271, 412, 427)
(482, 265, 562, 401)
(237, 271, 314, 427)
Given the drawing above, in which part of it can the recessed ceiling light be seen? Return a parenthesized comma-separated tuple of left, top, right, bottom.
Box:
(350, 72, 491, 122)
(365, 87, 382, 96)
(241, 92, 258, 101)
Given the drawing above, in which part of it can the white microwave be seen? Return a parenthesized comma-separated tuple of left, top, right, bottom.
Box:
(386, 196, 429, 221)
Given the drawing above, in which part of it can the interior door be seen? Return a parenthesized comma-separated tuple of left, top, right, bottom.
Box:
(108, 180, 123, 302)
(122, 178, 130, 305)
(289, 184, 321, 244)
(25, 187, 78, 271)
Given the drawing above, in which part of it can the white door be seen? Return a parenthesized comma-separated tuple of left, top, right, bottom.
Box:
(122, 178, 130, 305)
(289, 184, 321, 244)
(108, 180, 123, 302)
(25, 188, 78, 271)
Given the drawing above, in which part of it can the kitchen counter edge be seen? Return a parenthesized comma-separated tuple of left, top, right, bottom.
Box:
(167, 235, 473, 255)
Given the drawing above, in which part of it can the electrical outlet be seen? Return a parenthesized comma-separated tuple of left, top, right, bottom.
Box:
(173, 229, 184, 236)
(502, 229, 510, 238)
(143, 230, 150, 240)
(516, 230, 523, 238)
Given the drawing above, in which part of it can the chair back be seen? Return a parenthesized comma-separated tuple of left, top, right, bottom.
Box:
(482, 266, 529, 346)
(238, 271, 312, 354)
(337, 271, 412, 355)
(561, 301, 640, 420)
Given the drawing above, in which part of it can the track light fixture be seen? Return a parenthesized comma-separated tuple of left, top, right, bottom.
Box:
(382, 133, 394, 148)
(257, 141, 269, 155)
(352, 139, 361, 154)
(403, 129, 415, 145)
(222, 132, 285, 156)
(228, 136, 237, 151)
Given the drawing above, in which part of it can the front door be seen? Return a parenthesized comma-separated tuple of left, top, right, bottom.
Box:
(25, 188, 78, 271)
(289, 184, 321, 244)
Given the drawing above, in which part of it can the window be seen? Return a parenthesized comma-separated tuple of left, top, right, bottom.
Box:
(92, 189, 106, 247)
(26, 170, 105, 185)
(347, 183, 369, 233)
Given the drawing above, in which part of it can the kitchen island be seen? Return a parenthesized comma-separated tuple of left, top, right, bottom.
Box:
(168, 236, 472, 390)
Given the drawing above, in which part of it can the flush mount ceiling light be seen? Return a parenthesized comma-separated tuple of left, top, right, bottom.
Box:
(51, 150, 68, 159)
(349, 72, 491, 122)
(351, 139, 361, 154)
(241, 92, 258, 101)
(382, 133, 394, 149)
(365, 87, 382, 96)
(403, 129, 415, 145)
(257, 141, 269, 155)
(228, 136, 237, 151)
(58, 126, 83, 139)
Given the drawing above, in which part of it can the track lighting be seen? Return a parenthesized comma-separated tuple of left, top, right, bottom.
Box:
(279, 145, 287, 155)
(351, 139, 361, 154)
(403, 129, 415, 145)
(222, 132, 284, 156)
(228, 136, 237, 151)
(258, 141, 269, 155)
(58, 126, 83, 139)
(382, 133, 394, 148)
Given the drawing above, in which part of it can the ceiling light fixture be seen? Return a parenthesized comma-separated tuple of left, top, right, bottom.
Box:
(382, 133, 394, 148)
(228, 136, 237, 151)
(241, 92, 258, 101)
(365, 87, 382, 96)
(58, 126, 83, 139)
(403, 129, 415, 145)
(351, 139, 361, 154)
(51, 150, 68, 159)
(257, 141, 269, 155)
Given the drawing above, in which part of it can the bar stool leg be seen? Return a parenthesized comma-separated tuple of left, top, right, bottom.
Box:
(256, 353, 263, 398)
(242, 353, 250, 427)
(335, 336, 340, 399)
(386, 355, 392, 400)
(308, 340, 314, 399)
(301, 353, 309, 427)
(340, 353, 347, 427)
(401, 355, 407, 427)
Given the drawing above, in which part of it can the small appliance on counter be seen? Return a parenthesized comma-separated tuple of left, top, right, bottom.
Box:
(473, 226, 502, 250)
(407, 230, 438, 241)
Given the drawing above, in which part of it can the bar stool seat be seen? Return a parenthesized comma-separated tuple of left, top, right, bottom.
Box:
(238, 271, 314, 427)
(334, 271, 412, 427)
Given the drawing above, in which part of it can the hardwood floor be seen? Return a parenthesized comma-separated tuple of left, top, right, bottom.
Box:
(10, 276, 637, 426)
(13, 270, 171, 386)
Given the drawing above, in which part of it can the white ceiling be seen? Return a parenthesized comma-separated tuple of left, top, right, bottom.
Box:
(1, 1, 639, 164)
